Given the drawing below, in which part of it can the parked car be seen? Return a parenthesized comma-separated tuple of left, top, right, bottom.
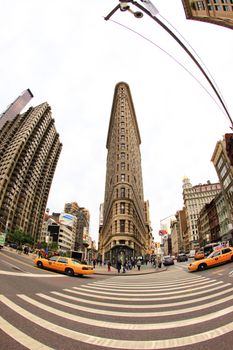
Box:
(188, 247, 233, 272)
(177, 253, 188, 262)
(163, 256, 174, 266)
(34, 256, 95, 276)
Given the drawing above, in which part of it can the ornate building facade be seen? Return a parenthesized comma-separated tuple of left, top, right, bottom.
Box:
(98, 82, 150, 264)
(182, 177, 222, 249)
(182, 0, 233, 30)
(0, 97, 62, 241)
(211, 133, 233, 242)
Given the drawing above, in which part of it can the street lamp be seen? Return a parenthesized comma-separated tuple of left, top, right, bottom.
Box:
(104, 0, 233, 130)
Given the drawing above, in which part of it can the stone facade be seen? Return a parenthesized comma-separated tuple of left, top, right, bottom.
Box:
(182, 177, 221, 250)
(98, 82, 150, 264)
(211, 134, 233, 242)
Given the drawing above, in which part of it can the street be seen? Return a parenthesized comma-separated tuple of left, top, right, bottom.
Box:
(1, 249, 233, 349)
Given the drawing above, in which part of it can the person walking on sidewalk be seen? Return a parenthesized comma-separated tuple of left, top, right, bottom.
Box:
(116, 260, 122, 273)
(107, 261, 111, 272)
(137, 259, 141, 271)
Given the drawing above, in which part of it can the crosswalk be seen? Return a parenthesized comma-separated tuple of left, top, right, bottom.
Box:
(1, 271, 233, 350)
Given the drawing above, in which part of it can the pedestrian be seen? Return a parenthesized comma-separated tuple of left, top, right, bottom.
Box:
(131, 259, 135, 268)
(158, 256, 162, 268)
(107, 261, 111, 272)
(93, 259, 96, 269)
(116, 260, 122, 273)
(137, 259, 141, 271)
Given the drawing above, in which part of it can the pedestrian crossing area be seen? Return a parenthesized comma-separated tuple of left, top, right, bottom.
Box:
(1, 272, 233, 349)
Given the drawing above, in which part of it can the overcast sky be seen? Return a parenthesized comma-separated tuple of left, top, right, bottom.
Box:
(1, 1, 232, 243)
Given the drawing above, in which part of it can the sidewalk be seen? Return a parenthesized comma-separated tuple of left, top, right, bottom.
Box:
(94, 264, 166, 276)
(3, 247, 166, 276)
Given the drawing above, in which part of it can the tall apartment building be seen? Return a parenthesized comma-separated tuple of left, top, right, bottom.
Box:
(182, 177, 221, 249)
(98, 82, 150, 264)
(0, 89, 33, 130)
(181, 0, 233, 30)
(211, 133, 233, 241)
(0, 97, 62, 240)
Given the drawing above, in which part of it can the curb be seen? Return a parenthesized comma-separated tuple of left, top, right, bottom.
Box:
(95, 268, 167, 276)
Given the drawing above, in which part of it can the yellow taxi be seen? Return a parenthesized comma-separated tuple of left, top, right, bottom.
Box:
(188, 247, 233, 272)
(34, 256, 95, 276)
(194, 251, 204, 260)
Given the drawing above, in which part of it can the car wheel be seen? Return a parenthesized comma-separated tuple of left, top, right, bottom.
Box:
(198, 263, 206, 271)
(65, 268, 74, 277)
(231, 256, 233, 262)
(37, 261, 43, 269)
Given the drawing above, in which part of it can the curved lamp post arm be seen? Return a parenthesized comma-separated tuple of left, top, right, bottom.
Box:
(104, 0, 233, 130)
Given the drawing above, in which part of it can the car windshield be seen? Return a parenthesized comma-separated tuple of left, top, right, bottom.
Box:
(48, 257, 58, 262)
(71, 259, 82, 265)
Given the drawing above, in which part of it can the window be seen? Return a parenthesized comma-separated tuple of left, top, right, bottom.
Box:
(48, 256, 58, 262)
(222, 248, 231, 254)
(120, 220, 125, 233)
(121, 162, 125, 170)
(121, 174, 125, 181)
(58, 258, 68, 264)
(120, 187, 125, 198)
(120, 202, 125, 214)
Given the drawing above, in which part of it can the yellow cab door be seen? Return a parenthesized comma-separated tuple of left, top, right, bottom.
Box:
(45, 256, 59, 270)
(209, 250, 222, 267)
(54, 257, 69, 272)
(220, 248, 233, 263)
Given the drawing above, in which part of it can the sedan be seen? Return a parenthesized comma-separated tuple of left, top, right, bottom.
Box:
(34, 256, 95, 276)
(163, 256, 174, 266)
(188, 247, 233, 272)
(177, 253, 188, 262)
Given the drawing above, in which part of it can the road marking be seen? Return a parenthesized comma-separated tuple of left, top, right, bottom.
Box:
(56, 285, 233, 308)
(87, 279, 216, 291)
(18, 293, 233, 330)
(36, 290, 233, 317)
(92, 275, 208, 287)
(72, 283, 230, 300)
(73, 280, 224, 296)
(0, 316, 54, 350)
(0, 271, 63, 277)
(2, 295, 233, 349)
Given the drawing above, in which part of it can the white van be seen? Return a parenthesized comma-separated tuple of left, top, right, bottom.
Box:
(188, 250, 196, 258)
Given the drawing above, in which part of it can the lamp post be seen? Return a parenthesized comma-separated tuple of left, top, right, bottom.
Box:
(104, 0, 233, 130)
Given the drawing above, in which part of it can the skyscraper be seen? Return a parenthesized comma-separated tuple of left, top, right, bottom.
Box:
(0, 89, 33, 130)
(181, 0, 233, 30)
(98, 82, 150, 264)
(0, 97, 62, 240)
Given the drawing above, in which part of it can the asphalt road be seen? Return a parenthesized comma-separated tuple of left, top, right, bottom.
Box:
(1, 248, 233, 350)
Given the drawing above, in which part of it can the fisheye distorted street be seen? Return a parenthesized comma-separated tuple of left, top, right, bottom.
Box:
(1, 1, 233, 349)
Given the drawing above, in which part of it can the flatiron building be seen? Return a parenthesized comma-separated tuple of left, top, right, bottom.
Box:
(98, 82, 150, 264)
(0, 95, 62, 241)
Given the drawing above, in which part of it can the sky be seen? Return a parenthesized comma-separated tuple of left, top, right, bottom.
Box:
(0, 1, 233, 243)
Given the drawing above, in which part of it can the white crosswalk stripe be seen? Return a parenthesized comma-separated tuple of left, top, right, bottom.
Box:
(1, 272, 233, 349)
